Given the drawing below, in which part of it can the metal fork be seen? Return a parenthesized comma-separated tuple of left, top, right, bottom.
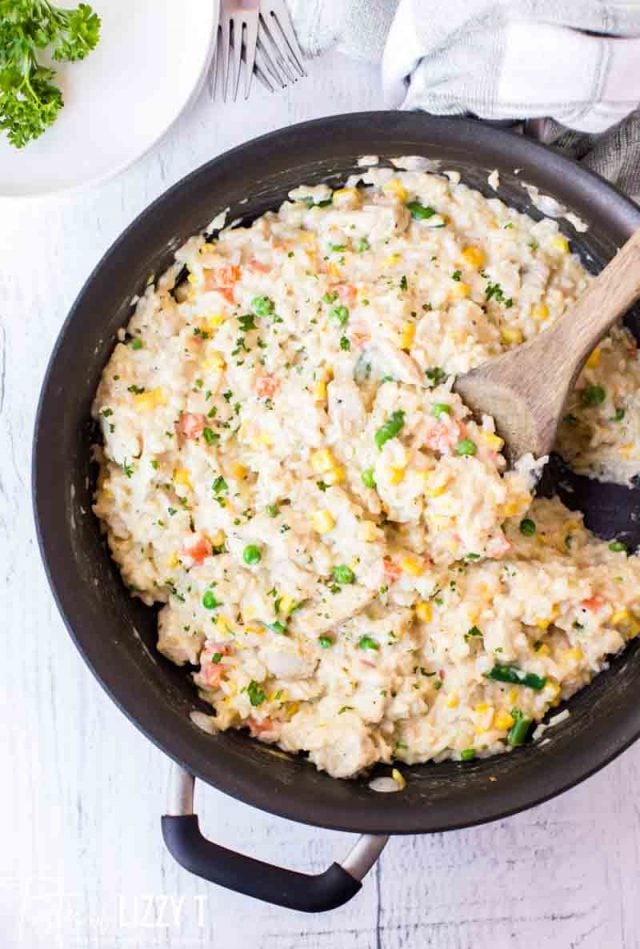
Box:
(213, 0, 306, 102)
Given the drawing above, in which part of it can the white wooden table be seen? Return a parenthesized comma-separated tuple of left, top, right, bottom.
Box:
(2, 50, 640, 949)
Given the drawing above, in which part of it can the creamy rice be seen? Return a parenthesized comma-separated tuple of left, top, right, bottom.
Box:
(92, 168, 640, 779)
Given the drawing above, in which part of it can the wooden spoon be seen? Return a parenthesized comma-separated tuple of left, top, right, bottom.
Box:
(454, 230, 640, 461)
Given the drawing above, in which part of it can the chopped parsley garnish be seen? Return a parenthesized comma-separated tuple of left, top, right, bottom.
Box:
(581, 385, 606, 407)
(339, 335, 351, 351)
(465, 625, 483, 641)
(329, 305, 349, 325)
(356, 238, 369, 252)
(127, 384, 145, 395)
(212, 476, 228, 494)
(486, 664, 546, 690)
(122, 459, 133, 478)
(246, 681, 266, 706)
(238, 313, 257, 332)
(406, 201, 436, 220)
(451, 270, 462, 282)
(484, 279, 513, 308)
(399, 275, 408, 291)
(425, 366, 447, 387)
(202, 427, 219, 445)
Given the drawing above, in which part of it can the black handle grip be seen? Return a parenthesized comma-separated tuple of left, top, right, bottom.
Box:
(162, 814, 362, 912)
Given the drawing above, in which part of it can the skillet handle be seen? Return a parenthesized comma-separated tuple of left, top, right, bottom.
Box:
(161, 766, 388, 912)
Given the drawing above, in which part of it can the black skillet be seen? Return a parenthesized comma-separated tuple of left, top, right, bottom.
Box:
(33, 112, 640, 911)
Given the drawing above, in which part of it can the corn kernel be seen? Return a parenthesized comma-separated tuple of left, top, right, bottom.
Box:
(461, 245, 485, 269)
(551, 235, 570, 254)
(166, 552, 180, 568)
(359, 521, 379, 542)
(327, 262, 341, 278)
(507, 689, 518, 705)
(494, 709, 515, 730)
(446, 693, 459, 708)
(215, 614, 232, 633)
(207, 313, 225, 330)
(389, 466, 406, 485)
(133, 387, 167, 411)
(332, 187, 361, 208)
(231, 463, 249, 480)
(310, 448, 335, 474)
(383, 253, 402, 268)
(585, 347, 601, 369)
(627, 622, 640, 640)
(399, 554, 425, 577)
(187, 272, 198, 285)
(255, 430, 273, 447)
(209, 529, 225, 547)
(202, 350, 226, 372)
(174, 467, 192, 489)
(546, 678, 562, 700)
(313, 379, 328, 401)
(398, 322, 415, 350)
(242, 605, 257, 622)
(415, 601, 433, 623)
(501, 326, 524, 345)
(423, 481, 448, 498)
(563, 647, 584, 663)
(287, 702, 300, 718)
(502, 498, 527, 518)
(532, 302, 549, 321)
(536, 643, 551, 656)
(481, 432, 504, 450)
(450, 281, 470, 299)
(279, 594, 297, 616)
(612, 609, 630, 625)
(383, 178, 408, 201)
(619, 443, 635, 458)
(391, 768, 406, 789)
(324, 465, 346, 485)
(311, 510, 336, 534)
(474, 703, 490, 715)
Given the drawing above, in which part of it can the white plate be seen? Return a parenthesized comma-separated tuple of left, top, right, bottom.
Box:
(0, 0, 218, 197)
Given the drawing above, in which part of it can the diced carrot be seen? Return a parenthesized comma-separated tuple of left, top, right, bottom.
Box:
(254, 373, 279, 398)
(581, 594, 606, 613)
(248, 258, 271, 274)
(177, 412, 206, 440)
(383, 558, 402, 582)
(335, 283, 357, 306)
(247, 716, 276, 738)
(199, 643, 231, 688)
(181, 533, 212, 566)
(423, 420, 462, 454)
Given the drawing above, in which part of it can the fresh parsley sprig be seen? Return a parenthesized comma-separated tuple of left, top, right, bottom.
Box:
(0, 0, 101, 148)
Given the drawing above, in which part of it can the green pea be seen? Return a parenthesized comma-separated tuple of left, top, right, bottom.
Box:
(358, 635, 379, 651)
(251, 295, 274, 316)
(519, 518, 536, 536)
(431, 402, 451, 419)
(332, 565, 355, 584)
(609, 540, 628, 553)
(460, 748, 476, 761)
(202, 590, 220, 610)
(243, 545, 262, 565)
(318, 635, 334, 648)
(455, 438, 477, 456)
(130, 337, 143, 350)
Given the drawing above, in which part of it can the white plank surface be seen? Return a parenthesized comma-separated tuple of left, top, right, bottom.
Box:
(2, 50, 639, 949)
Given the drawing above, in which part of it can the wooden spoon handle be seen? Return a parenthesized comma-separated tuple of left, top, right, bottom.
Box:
(542, 229, 640, 385)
